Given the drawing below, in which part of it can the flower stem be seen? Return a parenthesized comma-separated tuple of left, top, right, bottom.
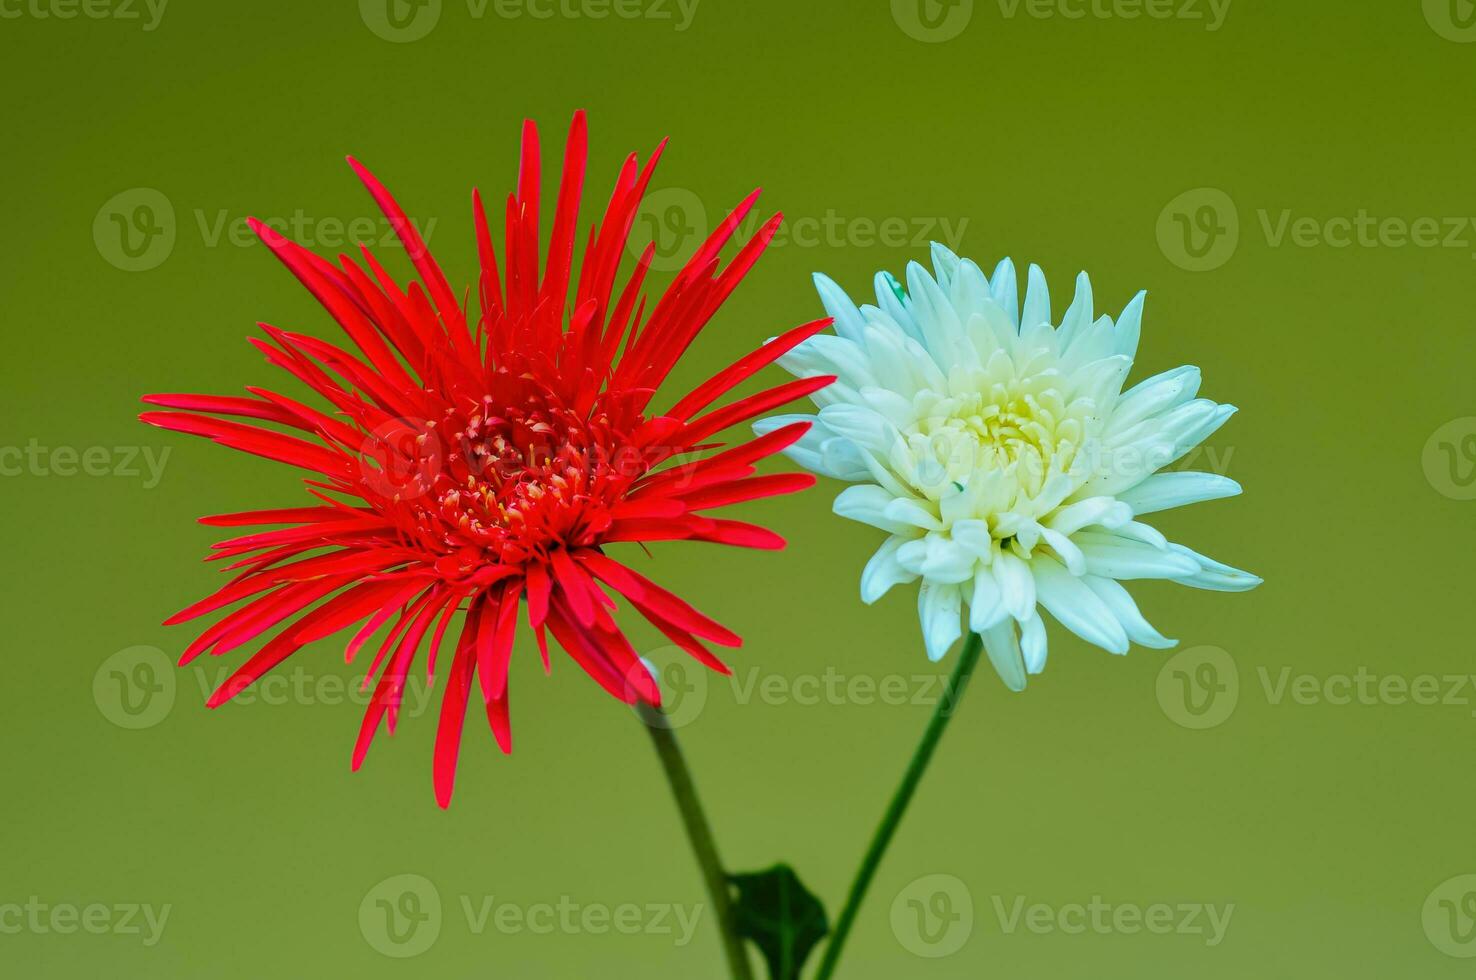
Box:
(814, 631, 983, 980)
(638, 703, 754, 980)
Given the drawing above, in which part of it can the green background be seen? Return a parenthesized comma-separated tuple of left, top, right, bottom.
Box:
(3, 0, 1475, 976)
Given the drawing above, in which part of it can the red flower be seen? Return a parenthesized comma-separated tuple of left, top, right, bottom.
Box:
(142, 112, 833, 807)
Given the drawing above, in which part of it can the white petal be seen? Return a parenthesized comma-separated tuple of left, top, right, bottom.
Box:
(1112, 520, 1168, 551)
(860, 536, 919, 604)
(950, 259, 991, 323)
(1108, 366, 1201, 436)
(1019, 610, 1048, 673)
(989, 257, 1019, 326)
(834, 484, 915, 534)
(1116, 472, 1242, 516)
(817, 403, 899, 456)
(1039, 527, 1086, 575)
(930, 242, 961, 288)
(993, 550, 1037, 621)
(1057, 314, 1116, 371)
(1082, 576, 1177, 649)
(980, 619, 1027, 691)
(908, 260, 972, 369)
(1091, 400, 1235, 496)
(969, 569, 1007, 632)
(1112, 290, 1146, 359)
(1074, 532, 1201, 580)
(1056, 271, 1094, 350)
(754, 414, 871, 483)
(1032, 556, 1129, 654)
(874, 270, 921, 344)
(1046, 497, 1132, 535)
(917, 536, 978, 584)
(813, 272, 867, 343)
(918, 582, 963, 662)
(817, 437, 877, 483)
(1166, 543, 1263, 592)
(1021, 263, 1052, 330)
(883, 497, 943, 531)
(950, 518, 994, 557)
(778, 335, 876, 389)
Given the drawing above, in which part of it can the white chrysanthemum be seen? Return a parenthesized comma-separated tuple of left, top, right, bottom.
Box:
(757, 245, 1261, 690)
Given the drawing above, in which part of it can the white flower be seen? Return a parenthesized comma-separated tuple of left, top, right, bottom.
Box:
(757, 245, 1261, 690)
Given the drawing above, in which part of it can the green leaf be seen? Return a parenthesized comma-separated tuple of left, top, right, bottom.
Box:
(729, 864, 829, 980)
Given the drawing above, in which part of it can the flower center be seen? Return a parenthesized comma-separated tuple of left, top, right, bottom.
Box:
(371, 396, 638, 574)
(898, 367, 1090, 505)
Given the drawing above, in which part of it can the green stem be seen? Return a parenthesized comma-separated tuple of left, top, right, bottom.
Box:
(814, 632, 983, 980)
(639, 703, 754, 980)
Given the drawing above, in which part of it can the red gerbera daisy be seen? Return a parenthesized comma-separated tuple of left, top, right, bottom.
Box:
(142, 112, 833, 807)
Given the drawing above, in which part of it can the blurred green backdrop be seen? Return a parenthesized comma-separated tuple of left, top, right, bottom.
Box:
(3, 1, 1475, 976)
